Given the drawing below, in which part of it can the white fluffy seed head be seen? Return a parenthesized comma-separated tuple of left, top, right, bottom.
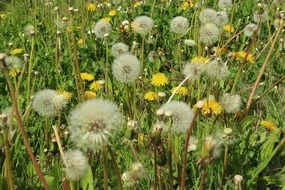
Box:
(63, 149, 89, 181)
(184, 39, 196, 46)
(206, 59, 229, 80)
(93, 20, 111, 38)
(159, 101, 194, 134)
(32, 89, 67, 117)
(219, 94, 242, 113)
(131, 16, 154, 35)
(218, 0, 232, 10)
(199, 8, 218, 24)
(111, 42, 129, 57)
(112, 53, 141, 83)
(69, 98, 122, 152)
(183, 63, 206, 81)
(253, 10, 268, 23)
(199, 23, 220, 46)
(215, 11, 229, 27)
(5, 56, 23, 70)
(243, 23, 258, 37)
(170, 16, 189, 35)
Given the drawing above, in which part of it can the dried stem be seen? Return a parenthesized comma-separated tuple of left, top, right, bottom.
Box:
(107, 146, 123, 190)
(245, 25, 282, 114)
(179, 111, 199, 190)
(4, 71, 50, 190)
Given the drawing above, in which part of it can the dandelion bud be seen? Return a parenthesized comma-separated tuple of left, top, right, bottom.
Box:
(62, 17, 68, 22)
(54, 6, 59, 11)
(156, 109, 164, 116)
(68, 7, 74, 11)
(233, 174, 243, 186)
(224, 128, 233, 135)
(158, 92, 166, 97)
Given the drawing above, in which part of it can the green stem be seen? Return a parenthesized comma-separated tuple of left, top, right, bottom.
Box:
(221, 143, 229, 188)
(26, 36, 35, 106)
(103, 151, 109, 190)
(107, 146, 122, 190)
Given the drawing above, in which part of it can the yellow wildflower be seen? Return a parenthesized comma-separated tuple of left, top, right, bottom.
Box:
(80, 72, 94, 81)
(58, 91, 72, 101)
(84, 91, 96, 99)
(216, 47, 227, 55)
(182, 0, 193, 10)
(190, 56, 208, 64)
(144, 91, 158, 101)
(101, 17, 111, 23)
(223, 24, 235, 33)
(171, 86, 188, 95)
(11, 48, 23, 55)
(77, 39, 84, 45)
(0, 13, 6, 18)
(196, 99, 222, 115)
(151, 73, 169, 87)
(90, 80, 102, 91)
(108, 10, 117, 17)
(86, 3, 96, 12)
(260, 120, 278, 131)
(231, 51, 255, 64)
(138, 133, 145, 143)
(134, 1, 143, 8)
(9, 68, 21, 77)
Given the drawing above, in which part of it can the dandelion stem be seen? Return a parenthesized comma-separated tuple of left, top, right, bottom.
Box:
(179, 110, 199, 190)
(167, 74, 191, 103)
(221, 143, 229, 188)
(3, 127, 15, 190)
(199, 164, 208, 190)
(105, 40, 109, 94)
(52, 125, 67, 166)
(245, 24, 282, 114)
(168, 131, 174, 189)
(4, 70, 50, 190)
(103, 150, 109, 190)
(26, 36, 35, 107)
(153, 145, 158, 190)
(107, 146, 122, 190)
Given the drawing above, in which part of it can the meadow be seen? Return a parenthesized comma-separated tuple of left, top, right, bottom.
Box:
(0, 0, 285, 189)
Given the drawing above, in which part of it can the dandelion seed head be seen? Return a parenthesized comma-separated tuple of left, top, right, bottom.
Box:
(184, 39, 196, 46)
(111, 42, 129, 57)
(93, 19, 111, 38)
(183, 63, 206, 81)
(32, 89, 67, 117)
(24, 24, 35, 36)
(63, 149, 89, 181)
(244, 23, 258, 37)
(131, 16, 154, 35)
(199, 8, 217, 24)
(218, 0, 232, 10)
(159, 101, 194, 134)
(170, 16, 189, 35)
(199, 23, 220, 46)
(112, 53, 141, 83)
(253, 10, 268, 23)
(206, 59, 229, 80)
(215, 11, 229, 27)
(147, 51, 158, 63)
(219, 94, 242, 113)
(69, 99, 122, 152)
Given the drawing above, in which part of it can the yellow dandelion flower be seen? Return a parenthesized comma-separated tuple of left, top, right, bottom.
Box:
(138, 133, 145, 143)
(101, 17, 111, 23)
(9, 68, 21, 77)
(66, 26, 72, 33)
(260, 120, 278, 131)
(223, 24, 235, 33)
(108, 10, 117, 17)
(86, 3, 96, 12)
(84, 91, 97, 99)
(216, 47, 227, 55)
(134, 2, 143, 8)
(196, 99, 222, 115)
(231, 51, 255, 64)
(90, 80, 102, 91)
(0, 13, 6, 18)
(151, 73, 169, 87)
(77, 39, 84, 45)
(80, 72, 94, 81)
(144, 91, 158, 101)
(171, 86, 188, 95)
(182, 0, 193, 10)
(58, 90, 72, 101)
(190, 56, 208, 64)
(11, 48, 23, 55)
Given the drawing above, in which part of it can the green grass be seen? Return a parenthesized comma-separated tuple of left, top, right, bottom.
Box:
(0, 0, 285, 189)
